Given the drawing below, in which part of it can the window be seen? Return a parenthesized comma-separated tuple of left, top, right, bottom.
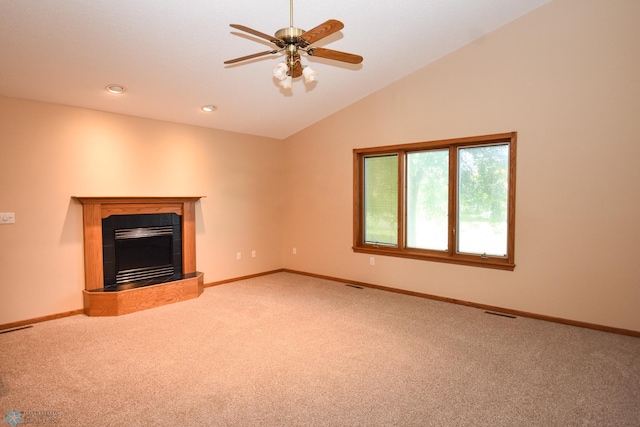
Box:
(353, 132, 516, 270)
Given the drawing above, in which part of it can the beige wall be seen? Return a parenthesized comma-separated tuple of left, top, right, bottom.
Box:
(0, 97, 284, 324)
(282, 0, 640, 331)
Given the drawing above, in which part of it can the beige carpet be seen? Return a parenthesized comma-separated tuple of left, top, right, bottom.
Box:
(1, 272, 639, 426)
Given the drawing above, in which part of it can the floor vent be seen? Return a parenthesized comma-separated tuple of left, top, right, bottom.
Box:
(0, 325, 33, 335)
(345, 284, 364, 289)
(485, 311, 517, 319)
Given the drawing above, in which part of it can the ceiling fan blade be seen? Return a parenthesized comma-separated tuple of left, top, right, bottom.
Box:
(230, 24, 280, 43)
(300, 19, 344, 45)
(224, 50, 276, 64)
(307, 47, 363, 64)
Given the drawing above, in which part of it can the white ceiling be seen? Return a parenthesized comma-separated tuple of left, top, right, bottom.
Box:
(0, 0, 549, 139)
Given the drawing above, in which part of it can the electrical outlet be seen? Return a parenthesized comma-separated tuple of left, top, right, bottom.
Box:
(236, 252, 241, 260)
(252, 250, 256, 258)
(0, 212, 15, 224)
(293, 247, 297, 255)
(370, 257, 375, 265)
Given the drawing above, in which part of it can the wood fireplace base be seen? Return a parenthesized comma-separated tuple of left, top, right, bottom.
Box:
(82, 272, 204, 316)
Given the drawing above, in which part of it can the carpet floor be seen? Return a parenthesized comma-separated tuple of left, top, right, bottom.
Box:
(1, 272, 639, 426)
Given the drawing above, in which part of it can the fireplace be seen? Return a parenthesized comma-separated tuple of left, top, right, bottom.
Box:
(74, 197, 203, 316)
(102, 213, 182, 290)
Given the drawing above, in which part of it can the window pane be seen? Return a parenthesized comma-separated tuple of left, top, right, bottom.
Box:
(406, 150, 449, 250)
(457, 144, 509, 256)
(364, 155, 398, 245)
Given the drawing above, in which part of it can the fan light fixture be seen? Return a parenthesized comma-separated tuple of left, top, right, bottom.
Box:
(225, 0, 362, 90)
(273, 62, 316, 88)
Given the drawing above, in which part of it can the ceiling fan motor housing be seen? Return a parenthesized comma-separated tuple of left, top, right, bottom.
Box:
(275, 27, 307, 46)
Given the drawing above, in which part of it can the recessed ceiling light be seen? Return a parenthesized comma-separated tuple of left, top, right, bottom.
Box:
(201, 105, 217, 112)
(106, 84, 126, 94)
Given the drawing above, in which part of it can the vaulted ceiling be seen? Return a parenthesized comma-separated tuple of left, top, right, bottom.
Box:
(0, 0, 549, 139)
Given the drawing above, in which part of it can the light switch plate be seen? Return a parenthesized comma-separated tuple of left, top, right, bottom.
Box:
(0, 212, 15, 224)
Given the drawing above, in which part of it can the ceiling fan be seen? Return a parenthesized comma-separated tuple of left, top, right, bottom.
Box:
(224, 0, 363, 88)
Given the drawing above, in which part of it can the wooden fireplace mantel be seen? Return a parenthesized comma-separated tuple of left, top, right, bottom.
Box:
(74, 196, 204, 316)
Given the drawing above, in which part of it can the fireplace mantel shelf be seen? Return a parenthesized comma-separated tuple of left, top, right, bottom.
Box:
(74, 196, 204, 316)
(74, 196, 203, 204)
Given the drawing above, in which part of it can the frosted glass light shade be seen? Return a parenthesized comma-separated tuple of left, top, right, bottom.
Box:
(272, 63, 289, 81)
(280, 75, 293, 89)
(302, 66, 317, 83)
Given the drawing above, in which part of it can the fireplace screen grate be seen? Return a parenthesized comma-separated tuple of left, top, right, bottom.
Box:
(114, 225, 175, 284)
(115, 226, 174, 240)
(102, 213, 183, 289)
(116, 264, 175, 284)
